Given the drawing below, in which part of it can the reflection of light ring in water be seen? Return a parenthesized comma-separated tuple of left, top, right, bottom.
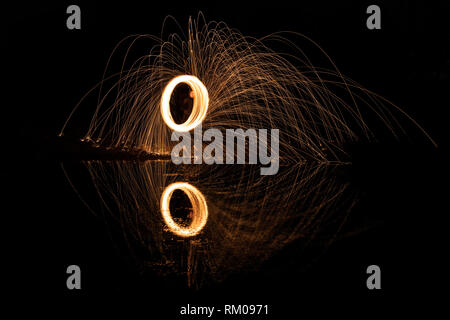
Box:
(160, 182, 208, 237)
(160, 75, 209, 132)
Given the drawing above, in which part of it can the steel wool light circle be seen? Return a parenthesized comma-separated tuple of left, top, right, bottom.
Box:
(160, 75, 209, 132)
(160, 182, 208, 237)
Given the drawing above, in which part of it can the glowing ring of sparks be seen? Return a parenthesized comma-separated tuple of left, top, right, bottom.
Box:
(160, 182, 208, 237)
(160, 75, 209, 132)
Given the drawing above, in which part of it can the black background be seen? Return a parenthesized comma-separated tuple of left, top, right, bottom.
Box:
(5, 0, 448, 316)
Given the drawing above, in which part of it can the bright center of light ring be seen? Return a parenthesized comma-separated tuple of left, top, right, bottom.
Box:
(160, 182, 208, 237)
(161, 75, 209, 132)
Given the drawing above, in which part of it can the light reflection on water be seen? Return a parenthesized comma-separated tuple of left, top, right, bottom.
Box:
(63, 161, 359, 288)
